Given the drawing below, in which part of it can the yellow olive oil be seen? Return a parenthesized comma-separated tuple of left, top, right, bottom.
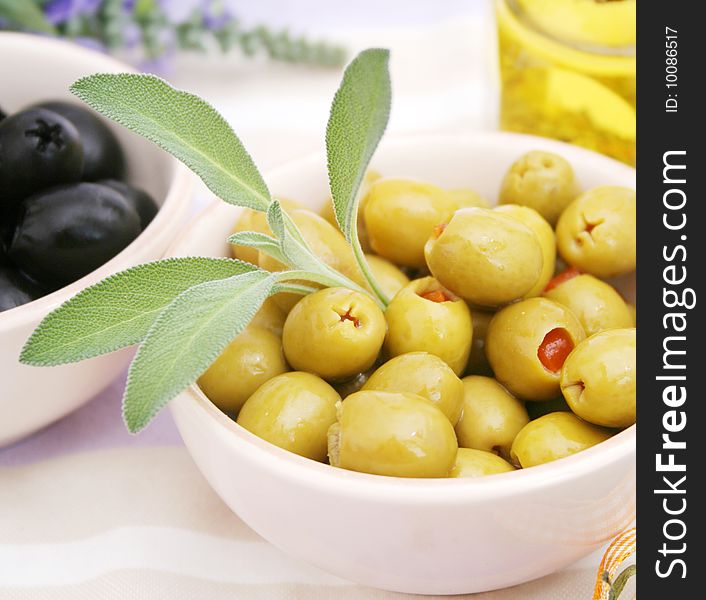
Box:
(496, 0, 636, 165)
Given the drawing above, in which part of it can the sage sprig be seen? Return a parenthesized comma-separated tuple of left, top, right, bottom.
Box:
(20, 48, 392, 432)
(326, 48, 391, 304)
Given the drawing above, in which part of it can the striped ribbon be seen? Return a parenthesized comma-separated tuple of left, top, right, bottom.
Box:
(592, 527, 636, 600)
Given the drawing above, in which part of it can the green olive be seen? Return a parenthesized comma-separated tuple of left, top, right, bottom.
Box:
(494, 204, 556, 297)
(510, 412, 612, 468)
(282, 287, 386, 381)
(450, 448, 515, 478)
(465, 308, 494, 375)
(328, 390, 458, 478)
(544, 272, 633, 336)
(229, 209, 268, 265)
(556, 186, 636, 278)
(229, 197, 300, 264)
(365, 254, 410, 300)
(198, 325, 288, 414)
(363, 352, 464, 424)
(499, 150, 578, 225)
(560, 328, 636, 428)
(424, 208, 544, 307)
(627, 303, 637, 326)
(384, 277, 472, 375)
(237, 371, 340, 461)
(364, 178, 458, 267)
(455, 376, 529, 458)
(249, 296, 288, 337)
(448, 188, 491, 209)
(485, 298, 586, 400)
(320, 170, 381, 253)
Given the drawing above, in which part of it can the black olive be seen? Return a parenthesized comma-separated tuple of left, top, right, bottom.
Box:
(99, 179, 158, 229)
(30, 101, 125, 181)
(9, 183, 141, 288)
(0, 105, 6, 122)
(0, 108, 84, 212)
(0, 267, 45, 313)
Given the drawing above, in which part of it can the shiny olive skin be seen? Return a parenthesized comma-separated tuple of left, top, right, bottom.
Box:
(424, 208, 544, 307)
(499, 150, 578, 225)
(237, 371, 340, 461)
(465, 308, 494, 375)
(494, 204, 556, 297)
(0, 267, 45, 312)
(384, 277, 472, 375)
(486, 298, 586, 400)
(320, 169, 381, 253)
(9, 183, 141, 288)
(282, 287, 386, 381)
(556, 186, 636, 278)
(259, 209, 363, 286)
(544, 273, 633, 336)
(455, 376, 529, 458)
(363, 352, 464, 424)
(328, 390, 458, 478)
(0, 108, 83, 209)
(510, 412, 612, 468)
(100, 179, 158, 230)
(198, 325, 288, 414)
(249, 296, 288, 337)
(31, 101, 125, 181)
(448, 188, 490, 209)
(450, 448, 515, 478)
(364, 178, 458, 267)
(365, 254, 410, 300)
(561, 328, 636, 428)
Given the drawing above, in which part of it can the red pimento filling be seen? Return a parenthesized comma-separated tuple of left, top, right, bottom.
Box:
(544, 267, 581, 292)
(537, 328, 574, 372)
(420, 289, 452, 303)
(431, 223, 447, 239)
(339, 309, 361, 328)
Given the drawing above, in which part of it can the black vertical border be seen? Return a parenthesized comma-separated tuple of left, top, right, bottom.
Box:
(637, 1, 703, 596)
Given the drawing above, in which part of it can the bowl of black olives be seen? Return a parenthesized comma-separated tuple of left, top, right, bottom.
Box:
(0, 33, 193, 445)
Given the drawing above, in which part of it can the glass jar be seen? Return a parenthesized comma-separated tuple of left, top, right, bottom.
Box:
(496, 0, 636, 165)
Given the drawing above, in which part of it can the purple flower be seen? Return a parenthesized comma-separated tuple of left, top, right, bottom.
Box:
(121, 22, 142, 48)
(44, 0, 102, 25)
(203, 1, 233, 30)
(157, 0, 203, 24)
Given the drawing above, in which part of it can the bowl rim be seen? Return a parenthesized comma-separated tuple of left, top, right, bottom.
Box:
(0, 32, 194, 330)
(169, 131, 636, 502)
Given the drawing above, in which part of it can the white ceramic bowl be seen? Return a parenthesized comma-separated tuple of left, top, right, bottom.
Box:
(167, 133, 636, 595)
(0, 33, 194, 446)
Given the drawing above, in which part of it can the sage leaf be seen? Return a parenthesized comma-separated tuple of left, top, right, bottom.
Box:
(0, 0, 57, 34)
(20, 258, 258, 366)
(227, 231, 287, 264)
(325, 48, 391, 302)
(267, 201, 320, 271)
(123, 270, 277, 432)
(70, 73, 271, 211)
